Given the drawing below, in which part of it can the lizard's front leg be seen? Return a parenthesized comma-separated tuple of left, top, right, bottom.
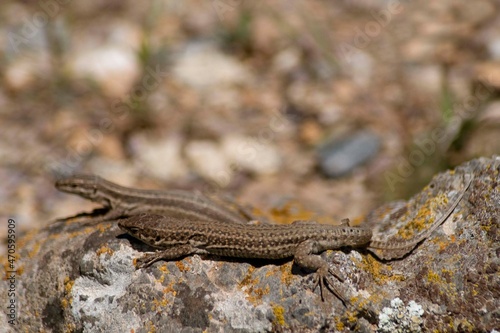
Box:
(136, 244, 196, 268)
(293, 240, 348, 302)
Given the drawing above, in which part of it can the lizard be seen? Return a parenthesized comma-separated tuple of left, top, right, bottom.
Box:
(117, 173, 473, 302)
(55, 174, 253, 225)
(118, 214, 372, 302)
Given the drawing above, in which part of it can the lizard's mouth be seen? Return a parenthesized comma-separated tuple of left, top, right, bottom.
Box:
(118, 220, 136, 233)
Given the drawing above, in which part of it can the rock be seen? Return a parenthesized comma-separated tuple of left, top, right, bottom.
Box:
(317, 131, 381, 178)
(475, 61, 500, 89)
(460, 102, 500, 160)
(221, 135, 281, 176)
(172, 42, 250, 89)
(130, 134, 188, 181)
(66, 45, 141, 98)
(4, 56, 48, 91)
(487, 37, 500, 60)
(3, 158, 499, 332)
(185, 139, 232, 186)
(405, 64, 441, 94)
(184, 136, 282, 186)
(272, 47, 301, 74)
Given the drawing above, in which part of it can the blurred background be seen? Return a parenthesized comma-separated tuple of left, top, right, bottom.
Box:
(1, 0, 500, 236)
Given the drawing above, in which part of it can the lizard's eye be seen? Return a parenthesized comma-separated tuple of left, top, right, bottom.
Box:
(129, 227, 140, 234)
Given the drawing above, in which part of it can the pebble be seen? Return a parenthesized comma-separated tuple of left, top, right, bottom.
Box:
(487, 37, 500, 60)
(272, 47, 301, 74)
(185, 140, 232, 186)
(222, 135, 281, 176)
(405, 64, 441, 94)
(130, 134, 188, 181)
(4, 55, 50, 91)
(317, 131, 381, 178)
(66, 45, 141, 97)
(475, 62, 500, 89)
(172, 42, 250, 89)
(87, 157, 137, 187)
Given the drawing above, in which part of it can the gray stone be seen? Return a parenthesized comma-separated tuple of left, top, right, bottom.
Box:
(318, 131, 381, 178)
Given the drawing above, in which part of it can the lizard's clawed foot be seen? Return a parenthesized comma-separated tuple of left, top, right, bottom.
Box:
(135, 253, 162, 268)
(312, 264, 348, 303)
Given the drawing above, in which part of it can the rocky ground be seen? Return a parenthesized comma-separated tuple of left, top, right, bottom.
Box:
(3, 158, 499, 332)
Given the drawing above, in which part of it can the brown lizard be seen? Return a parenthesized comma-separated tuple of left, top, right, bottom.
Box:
(55, 174, 252, 224)
(117, 173, 473, 302)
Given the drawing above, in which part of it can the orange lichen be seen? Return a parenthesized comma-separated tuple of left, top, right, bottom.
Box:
(96, 245, 113, 257)
(278, 262, 294, 285)
(158, 265, 169, 274)
(268, 201, 327, 225)
(239, 266, 257, 287)
(175, 260, 189, 272)
(239, 267, 270, 304)
(156, 274, 165, 284)
(28, 241, 41, 259)
(162, 281, 177, 297)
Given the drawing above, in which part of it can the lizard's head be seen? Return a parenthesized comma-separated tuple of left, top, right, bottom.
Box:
(55, 174, 103, 202)
(118, 214, 167, 247)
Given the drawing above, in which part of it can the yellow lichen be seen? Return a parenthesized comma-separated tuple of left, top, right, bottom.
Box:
(271, 304, 286, 326)
(64, 277, 74, 294)
(152, 296, 169, 309)
(61, 298, 68, 309)
(359, 255, 404, 284)
(426, 270, 458, 298)
(62, 277, 75, 307)
(345, 309, 359, 324)
(427, 270, 441, 283)
(334, 316, 345, 331)
(396, 193, 450, 240)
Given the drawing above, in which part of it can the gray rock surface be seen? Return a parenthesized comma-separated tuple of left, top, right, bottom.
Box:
(1, 157, 498, 332)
